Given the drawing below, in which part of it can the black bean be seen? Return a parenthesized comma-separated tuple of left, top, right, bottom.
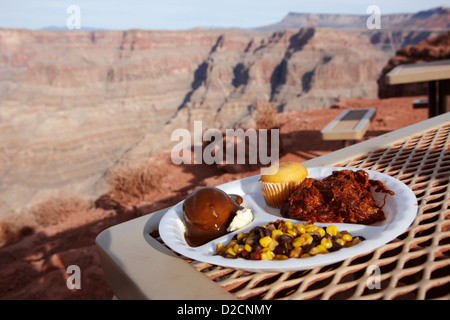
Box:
(253, 227, 265, 238)
(311, 234, 321, 247)
(279, 234, 293, 244)
(274, 246, 288, 256)
(278, 235, 293, 251)
(252, 243, 262, 253)
(302, 244, 314, 253)
(329, 241, 343, 252)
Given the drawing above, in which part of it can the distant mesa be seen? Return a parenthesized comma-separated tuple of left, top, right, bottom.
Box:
(255, 6, 450, 32)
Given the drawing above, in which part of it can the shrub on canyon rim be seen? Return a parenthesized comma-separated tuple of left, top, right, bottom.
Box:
(104, 160, 169, 207)
(253, 99, 279, 130)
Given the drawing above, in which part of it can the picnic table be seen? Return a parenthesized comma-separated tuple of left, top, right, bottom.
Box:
(385, 59, 450, 118)
(96, 112, 450, 300)
(321, 108, 376, 146)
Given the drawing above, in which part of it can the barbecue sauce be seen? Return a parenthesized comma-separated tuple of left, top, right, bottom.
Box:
(183, 187, 243, 247)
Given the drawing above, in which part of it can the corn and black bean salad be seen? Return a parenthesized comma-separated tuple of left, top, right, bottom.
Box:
(215, 219, 364, 260)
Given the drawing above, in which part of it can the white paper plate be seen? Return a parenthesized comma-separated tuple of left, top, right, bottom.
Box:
(159, 167, 418, 272)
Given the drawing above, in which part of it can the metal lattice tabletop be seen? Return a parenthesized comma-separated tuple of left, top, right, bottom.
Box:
(96, 113, 450, 300)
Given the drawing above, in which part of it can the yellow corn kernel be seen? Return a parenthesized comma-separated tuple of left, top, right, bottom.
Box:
(244, 244, 252, 252)
(259, 236, 272, 248)
(228, 240, 237, 248)
(292, 237, 304, 248)
(336, 239, 346, 246)
(216, 243, 225, 255)
(306, 225, 318, 233)
(342, 234, 353, 242)
(285, 220, 293, 229)
(226, 247, 236, 256)
(326, 225, 337, 236)
(301, 233, 313, 245)
(275, 254, 289, 260)
(268, 239, 279, 251)
(316, 244, 328, 254)
(317, 228, 326, 237)
(261, 250, 275, 260)
(237, 232, 247, 241)
(233, 244, 243, 253)
(300, 253, 310, 258)
(289, 247, 302, 258)
(271, 229, 283, 240)
(296, 224, 306, 234)
(309, 244, 328, 255)
(321, 237, 333, 249)
(287, 229, 298, 237)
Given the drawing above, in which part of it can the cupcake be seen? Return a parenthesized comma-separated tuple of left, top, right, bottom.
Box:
(259, 162, 308, 208)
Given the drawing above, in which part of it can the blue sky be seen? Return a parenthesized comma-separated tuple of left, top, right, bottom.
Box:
(0, 0, 449, 30)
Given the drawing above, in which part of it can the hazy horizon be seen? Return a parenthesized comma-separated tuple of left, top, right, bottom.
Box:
(0, 0, 449, 31)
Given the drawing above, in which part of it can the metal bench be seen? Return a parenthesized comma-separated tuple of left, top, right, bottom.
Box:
(413, 99, 428, 109)
(413, 98, 439, 109)
(321, 108, 376, 146)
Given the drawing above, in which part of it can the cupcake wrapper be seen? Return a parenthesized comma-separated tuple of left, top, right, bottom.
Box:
(259, 180, 301, 208)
